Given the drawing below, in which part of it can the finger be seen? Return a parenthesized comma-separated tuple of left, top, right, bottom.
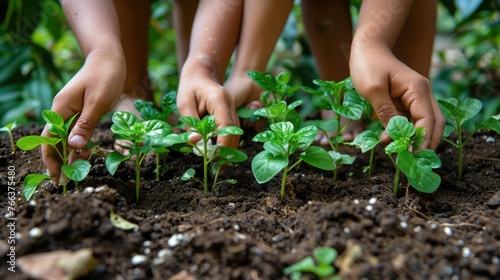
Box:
(41, 125, 62, 185)
(399, 79, 436, 150)
(359, 82, 399, 133)
(429, 96, 445, 150)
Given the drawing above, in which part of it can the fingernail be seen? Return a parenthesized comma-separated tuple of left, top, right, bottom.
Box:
(69, 135, 86, 148)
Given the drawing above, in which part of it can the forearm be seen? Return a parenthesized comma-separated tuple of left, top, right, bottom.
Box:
(61, 0, 124, 58)
(353, 0, 413, 50)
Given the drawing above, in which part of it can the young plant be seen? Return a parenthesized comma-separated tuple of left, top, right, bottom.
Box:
(245, 71, 302, 127)
(163, 115, 247, 197)
(252, 121, 335, 200)
(134, 91, 179, 181)
(438, 97, 500, 180)
(345, 120, 383, 177)
(383, 116, 441, 195)
(16, 110, 91, 198)
(283, 247, 340, 280)
(0, 120, 17, 154)
(105, 111, 173, 203)
(304, 77, 368, 152)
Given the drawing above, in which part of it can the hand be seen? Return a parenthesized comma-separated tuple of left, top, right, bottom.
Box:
(177, 62, 240, 149)
(350, 45, 445, 150)
(42, 50, 126, 184)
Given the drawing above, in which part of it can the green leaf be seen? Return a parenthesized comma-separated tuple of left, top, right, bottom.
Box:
(386, 116, 415, 140)
(385, 138, 410, 155)
(328, 150, 356, 165)
(181, 168, 196, 181)
(293, 125, 318, 145)
(16, 135, 61, 151)
(263, 141, 286, 157)
(439, 98, 482, 126)
(287, 100, 303, 111)
(42, 110, 64, 127)
(217, 146, 248, 162)
(160, 91, 177, 114)
(314, 247, 337, 266)
(22, 174, 50, 200)
(197, 115, 217, 137)
(247, 71, 277, 91)
(305, 118, 338, 134)
(143, 120, 172, 142)
(252, 151, 288, 184)
(300, 146, 335, 171)
(0, 120, 17, 132)
(397, 150, 441, 193)
(61, 159, 91, 182)
(105, 151, 131, 175)
(475, 117, 500, 134)
(283, 256, 316, 275)
(412, 127, 426, 150)
(331, 90, 364, 120)
(216, 126, 243, 136)
(110, 209, 139, 230)
(346, 130, 381, 153)
(111, 111, 140, 136)
(270, 122, 294, 140)
(252, 130, 274, 143)
(161, 132, 191, 146)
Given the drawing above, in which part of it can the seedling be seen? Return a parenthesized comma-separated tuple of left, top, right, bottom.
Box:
(134, 91, 179, 181)
(246, 71, 302, 127)
(345, 120, 383, 177)
(283, 247, 340, 280)
(383, 116, 441, 195)
(252, 121, 335, 200)
(0, 120, 17, 154)
(105, 111, 173, 203)
(163, 115, 247, 197)
(304, 77, 368, 152)
(438, 97, 500, 180)
(16, 110, 91, 198)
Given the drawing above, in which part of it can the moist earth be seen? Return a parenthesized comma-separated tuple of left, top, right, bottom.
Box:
(1, 121, 499, 280)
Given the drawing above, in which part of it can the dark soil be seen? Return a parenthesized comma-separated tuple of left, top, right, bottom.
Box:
(1, 121, 499, 280)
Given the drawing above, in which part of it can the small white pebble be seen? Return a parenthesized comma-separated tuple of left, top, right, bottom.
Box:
(462, 247, 471, 258)
(190, 265, 199, 272)
(444, 226, 453, 236)
(233, 224, 240, 231)
(343, 227, 350, 234)
(168, 234, 184, 248)
(16, 233, 22, 239)
(157, 249, 172, 258)
(144, 248, 151, 255)
(353, 199, 360, 205)
(28, 227, 43, 238)
(83, 187, 95, 194)
(94, 185, 108, 192)
(219, 228, 224, 232)
(492, 256, 499, 265)
(4, 213, 11, 219)
(431, 223, 437, 229)
(413, 226, 422, 233)
(143, 240, 151, 247)
(400, 221, 408, 229)
(369, 197, 377, 204)
(28, 200, 37, 206)
(485, 136, 495, 143)
(228, 202, 235, 208)
(131, 255, 147, 265)
(365, 205, 373, 212)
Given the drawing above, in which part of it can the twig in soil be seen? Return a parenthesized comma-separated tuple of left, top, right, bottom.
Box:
(406, 201, 482, 228)
(470, 154, 500, 162)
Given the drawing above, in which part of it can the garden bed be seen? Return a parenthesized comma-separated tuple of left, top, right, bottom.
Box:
(1, 121, 499, 279)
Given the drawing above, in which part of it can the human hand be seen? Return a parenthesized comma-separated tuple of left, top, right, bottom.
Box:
(350, 45, 445, 150)
(177, 62, 241, 150)
(42, 50, 126, 184)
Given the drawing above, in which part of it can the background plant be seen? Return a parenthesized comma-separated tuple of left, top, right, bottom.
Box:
(163, 115, 247, 197)
(105, 111, 173, 203)
(16, 110, 91, 199)
(382, 116, 441, 195)
(283, 247, 340, 280)
(0, 120, 17, 154)
(345, 120, 383, 177)
(438, 97, 500, 180)
(252, 121, 335, 200)
(134, 91, 179, 180)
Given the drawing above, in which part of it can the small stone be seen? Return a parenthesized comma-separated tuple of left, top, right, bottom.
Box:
(28, 200, 37, 207)
(399, 221, 408, 229)
(369, 197, 377, 204)
(28, 227, 43, 238)
(462, 247, 471, 258)
(131, 255, 147, 265)
(83, 187, 95, 194)
(444, 226, 453, 236)
(228, 202, 235, 208)
(485, 136, 495, 143)
(365, 205, 373, 212)
(233, 224, 240, 231)
(143, 240, 151, 247)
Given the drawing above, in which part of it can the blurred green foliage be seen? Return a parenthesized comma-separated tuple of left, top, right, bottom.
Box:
(0, 0, 498, 127)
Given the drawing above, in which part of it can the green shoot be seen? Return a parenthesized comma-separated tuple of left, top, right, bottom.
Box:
(0, 120, 17, 154)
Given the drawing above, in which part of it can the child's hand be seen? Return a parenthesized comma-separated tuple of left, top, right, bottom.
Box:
(350, 45, 445, 150)
(177, 62, 241, 150)
(42, 50, 126, 183)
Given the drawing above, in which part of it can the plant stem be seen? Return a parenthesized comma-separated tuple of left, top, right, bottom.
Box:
(155, 152, 160, 182)
(8, 131, 15, 154)
(457, 125, 463, 181)
(203, 140, 209, 197)
(368, 149, 375, 177)
(135, 162, 140, 203)
(394, 166, 400, 195)
(280, 167, 289, 200)
(212, 163, 222, 194)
